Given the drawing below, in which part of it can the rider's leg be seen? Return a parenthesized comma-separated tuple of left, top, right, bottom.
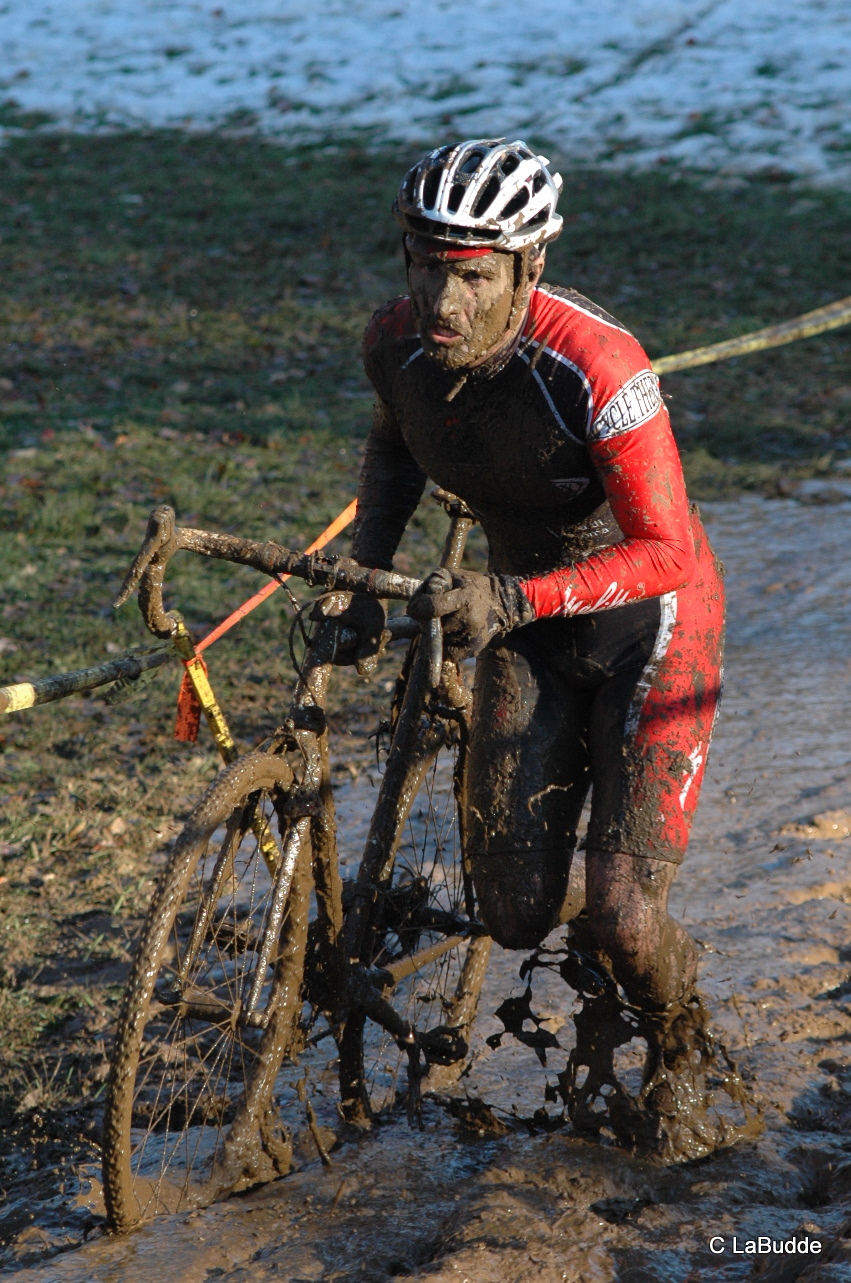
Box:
(584, 849, 696, 1010)
(465, 623, 591, 949)
(584, 513, 725, 1011)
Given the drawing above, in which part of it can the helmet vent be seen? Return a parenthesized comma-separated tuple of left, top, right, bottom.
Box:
(472, 175, 501, 218)
(394, 138, 563, 251)
(459, 151, 485, 175)
(499, 189, 529, 220)
(447, 182, 465, 214)
(422, 166, 442, 209)
(523, 207, 550, 231)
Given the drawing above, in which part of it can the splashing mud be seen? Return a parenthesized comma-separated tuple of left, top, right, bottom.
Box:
(9, 494, 851, 1281)
(487, 931, 764, 1163)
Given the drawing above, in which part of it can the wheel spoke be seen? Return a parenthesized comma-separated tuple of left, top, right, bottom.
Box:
(351, 739, 482, 1118)
(103, 753, 307, 1230)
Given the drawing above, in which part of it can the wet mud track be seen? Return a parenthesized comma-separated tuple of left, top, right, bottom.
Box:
(11, 494, 851, 1282)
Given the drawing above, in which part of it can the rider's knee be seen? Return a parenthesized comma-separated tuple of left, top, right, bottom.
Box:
(472, 853, 568, 950)
(477, 898, 557, 949)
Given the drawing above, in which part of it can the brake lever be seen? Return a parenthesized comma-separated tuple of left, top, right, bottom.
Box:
(425, 618, 443, 689)
(422, 566, 453, 689)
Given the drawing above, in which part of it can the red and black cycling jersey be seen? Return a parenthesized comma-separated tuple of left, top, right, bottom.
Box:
(355, 284, 724, 873)
(354, 284, 696, 618)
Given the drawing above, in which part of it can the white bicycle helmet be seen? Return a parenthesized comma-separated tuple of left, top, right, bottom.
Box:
(394, 138, 563, 251)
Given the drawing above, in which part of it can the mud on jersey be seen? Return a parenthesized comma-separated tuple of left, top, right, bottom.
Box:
(354, 284, 697, 617)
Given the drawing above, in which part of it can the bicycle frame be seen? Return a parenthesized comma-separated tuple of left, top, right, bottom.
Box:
(122, 490, 492, 1124)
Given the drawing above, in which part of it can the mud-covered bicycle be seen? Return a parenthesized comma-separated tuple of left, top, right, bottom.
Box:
(101, 489, 493, 1231)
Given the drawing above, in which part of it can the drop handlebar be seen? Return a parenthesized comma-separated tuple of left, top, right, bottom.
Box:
(114, 505, 423, 641)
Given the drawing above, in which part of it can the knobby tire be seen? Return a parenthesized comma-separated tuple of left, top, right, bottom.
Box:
(102, 752, 309, 1231)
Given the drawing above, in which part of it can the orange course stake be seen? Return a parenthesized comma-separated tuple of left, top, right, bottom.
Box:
(174, 499, 358, 748)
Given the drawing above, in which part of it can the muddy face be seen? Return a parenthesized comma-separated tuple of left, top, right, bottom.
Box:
(407, 243, 540, 370)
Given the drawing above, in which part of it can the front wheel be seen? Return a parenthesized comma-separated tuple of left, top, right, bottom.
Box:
(102, 752, 311, 1231)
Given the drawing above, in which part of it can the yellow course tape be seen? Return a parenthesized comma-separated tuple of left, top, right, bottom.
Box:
(171, 621, 238, 764)
(0, 646, 173, 717)
(0, 682, 36, 714)
(652, 293, 851, 376)
(170, 623, 281, 870)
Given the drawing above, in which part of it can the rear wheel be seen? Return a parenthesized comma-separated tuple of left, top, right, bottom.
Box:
(102, 752, 310, 1230)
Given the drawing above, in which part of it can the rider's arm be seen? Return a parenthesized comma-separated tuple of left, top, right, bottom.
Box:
(518, 395, 695, 617)
(351, 395, 427, 571)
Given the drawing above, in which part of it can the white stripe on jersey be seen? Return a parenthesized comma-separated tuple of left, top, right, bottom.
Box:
(534, 285, 631, 335)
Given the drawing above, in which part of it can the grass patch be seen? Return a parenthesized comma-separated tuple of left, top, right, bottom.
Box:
(0, 128, 850, 1264)
(0, 132, 849, 469)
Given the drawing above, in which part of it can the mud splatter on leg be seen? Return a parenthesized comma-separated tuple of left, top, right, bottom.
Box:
(492, 924, 763, 1161)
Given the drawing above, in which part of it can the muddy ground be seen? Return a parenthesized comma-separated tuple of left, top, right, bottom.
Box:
(2, 132, 851, 1282)
(4, 491, 851, 1282)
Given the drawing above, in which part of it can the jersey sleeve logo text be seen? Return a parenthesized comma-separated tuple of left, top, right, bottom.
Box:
(551, 476, 590, 497)
(589, 370, 663, 441)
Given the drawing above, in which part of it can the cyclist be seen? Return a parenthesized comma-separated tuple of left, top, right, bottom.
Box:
(347, 138, 724, 1019)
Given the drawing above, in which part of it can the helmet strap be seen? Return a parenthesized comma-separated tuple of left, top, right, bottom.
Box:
(508, 247, 536, 329)
(510, 248, 526, 319)
(403, 235, 422, 325)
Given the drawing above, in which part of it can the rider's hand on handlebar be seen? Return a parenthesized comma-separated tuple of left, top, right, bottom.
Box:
(326, 593, 388, 675)
(408, 568, 535, 660)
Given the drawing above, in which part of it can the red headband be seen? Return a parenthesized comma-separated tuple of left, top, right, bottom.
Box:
(430, 245, 494, 259)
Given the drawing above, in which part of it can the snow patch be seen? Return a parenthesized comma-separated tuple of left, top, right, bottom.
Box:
(2, 1, 850, 181)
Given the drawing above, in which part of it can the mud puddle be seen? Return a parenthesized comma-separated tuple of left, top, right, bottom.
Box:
(9, 494, 851, 1282)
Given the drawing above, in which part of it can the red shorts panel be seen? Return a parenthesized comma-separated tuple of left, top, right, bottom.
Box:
(590, 511, 725, 861)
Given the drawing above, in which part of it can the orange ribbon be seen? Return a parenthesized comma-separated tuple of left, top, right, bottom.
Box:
(173, 499, 358, 742)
